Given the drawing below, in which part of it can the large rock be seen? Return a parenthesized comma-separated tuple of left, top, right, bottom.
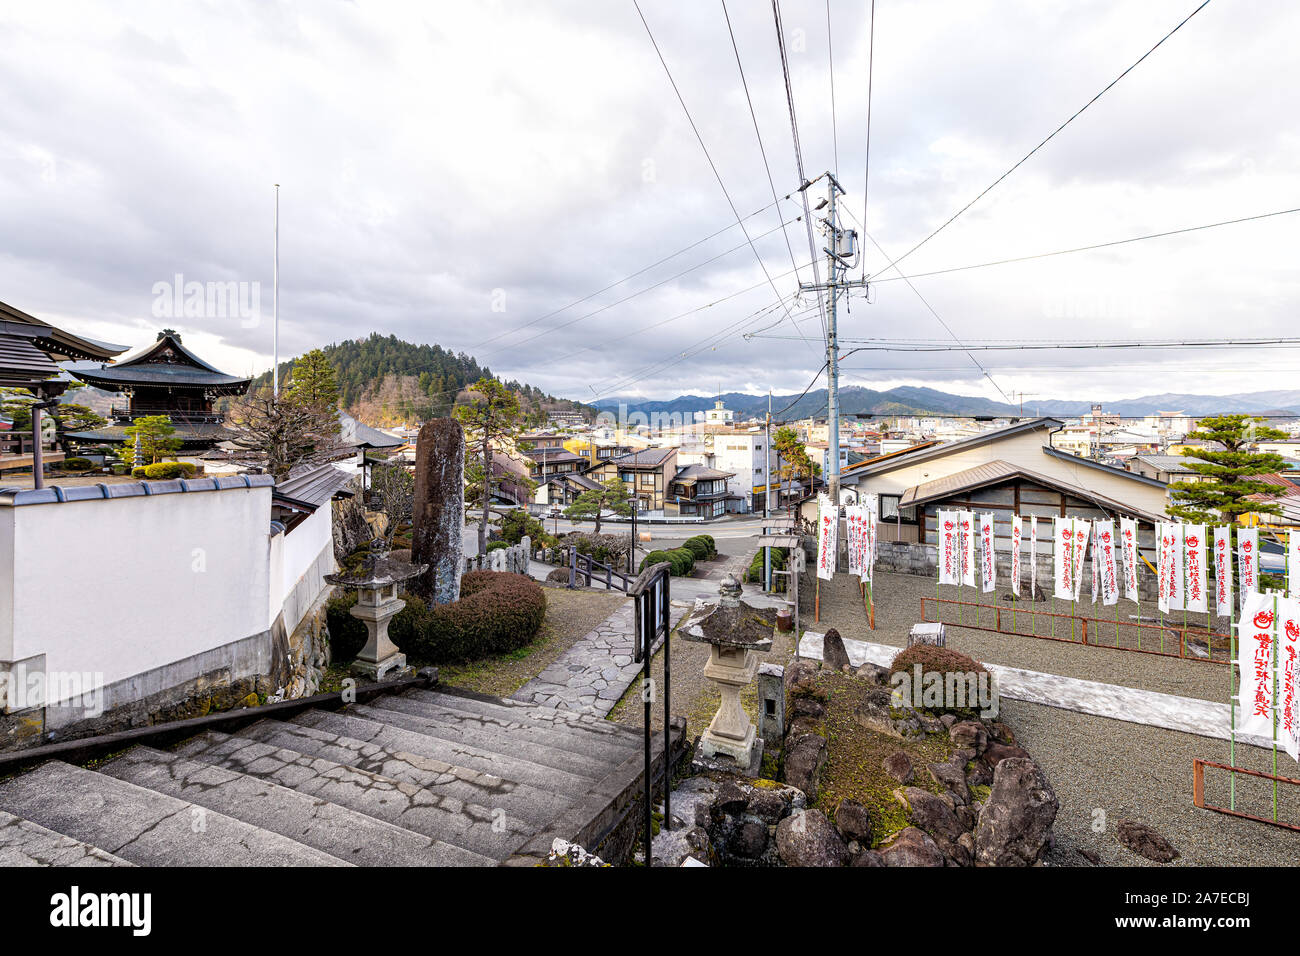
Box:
(1117, 820, 1180, 863)
(879, 827, 946, 867)
(928, 758, 970, 805)
(729, 821, 769, 860)
(974, 757, 1059, 866)
(822, 629, 851, 672)
(882, 750, 914, 784)
(950, 720, 988, 755)
(411, 418, 466, 605)
(775, 810, 849, 867)
(783, 732, 827, 803)
(895, 787, 965, 843)
(834, 798, 873, 845)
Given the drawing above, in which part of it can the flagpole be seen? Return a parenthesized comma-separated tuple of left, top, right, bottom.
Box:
(1272, 588, 1280, 821)
(272, 183, 280, 398)
(1228, 526, 1237, 811)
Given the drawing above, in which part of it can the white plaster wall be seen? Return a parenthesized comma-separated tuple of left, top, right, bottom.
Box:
(275, 504, 335, 634)
(4, 487, 272, 702)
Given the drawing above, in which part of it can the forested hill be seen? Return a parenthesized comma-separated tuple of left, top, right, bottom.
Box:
(251, 333, 594, 427)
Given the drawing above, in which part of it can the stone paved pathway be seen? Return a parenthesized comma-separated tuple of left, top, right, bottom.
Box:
(798, 631, 1278, 751)
(512, 601, 649, 716)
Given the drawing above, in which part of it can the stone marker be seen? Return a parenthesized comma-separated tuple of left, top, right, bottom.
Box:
(411, 418, 465, 605)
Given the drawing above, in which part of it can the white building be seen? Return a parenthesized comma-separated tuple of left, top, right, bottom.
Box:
(702, 400, 734, 426)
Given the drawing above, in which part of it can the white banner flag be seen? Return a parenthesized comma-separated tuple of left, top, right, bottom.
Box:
(1184, 524, 1207, 613)
(938, 509, 959, 586)
(1120, 517, 1139, 605)
(1164, 522, 1175, 613)
(1289, 532, 1300, 599)
(980, 512, 996, 593)
(1167, 523, 1185, 612)
(1238, 527, 1258, 607)
(816, 494, 837, 581)
(1090, 528, 1099, 605)
(1053, 517, 1073, 601)
(1096, 520, 1119, 607)
(863, 495, 878, 585)
(1071, 518, 1090, 602)
(1281, 598, 1300, 761)
(845, 505, 866, 578)
(1030, 516, 1039, 598)
(1011, 515, 1023, 598)
(1237, 592, 1281, 742)
(1213, 526, 1234, 619)
(960, 511, 976, 588)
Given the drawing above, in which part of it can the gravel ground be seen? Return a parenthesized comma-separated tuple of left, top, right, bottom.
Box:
(805, 562, 1300, 865)
(435, 584, 626, 698)
(1006, 699, 1300, 866)
(806, 566, 1232, 703)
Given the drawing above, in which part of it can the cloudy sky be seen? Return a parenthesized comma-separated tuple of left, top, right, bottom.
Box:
(2, 0, 1297, 407)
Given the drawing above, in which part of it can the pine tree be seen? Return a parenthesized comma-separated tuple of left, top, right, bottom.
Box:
(454, 377, 532, 553)
(1166, 415, 1290, 526)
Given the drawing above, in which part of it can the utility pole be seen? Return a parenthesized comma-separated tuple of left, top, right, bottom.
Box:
(799, 172, 867, 507)
(272, 183, 280, 398)
(764, 389, 771, 519)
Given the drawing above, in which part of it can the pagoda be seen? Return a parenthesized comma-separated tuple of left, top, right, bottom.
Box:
(66, 329, 251, 451)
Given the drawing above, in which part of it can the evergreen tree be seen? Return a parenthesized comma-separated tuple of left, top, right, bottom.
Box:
(564, 478, 633, 533)
(454, 377, 531, 553)
(117, 415, 180, 466)
(1166, 415, 1290, 526)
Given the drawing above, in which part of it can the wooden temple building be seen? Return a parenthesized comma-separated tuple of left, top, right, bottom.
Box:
(65, 330, 252, 451)
(0, 300, 126, 485)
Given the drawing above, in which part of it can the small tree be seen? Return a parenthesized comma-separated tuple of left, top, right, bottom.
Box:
(773, 426, 815, 513)
(54, 403, 107, 435)
(285, 348, 341, 415)
(370, 460, 415, 528)
(227, 389, 345, 480)
(564, 477, 633, 533)
(117, 414, 181, 466)
(454, 377, 530, 553)
(1167, 415, 1290, 526)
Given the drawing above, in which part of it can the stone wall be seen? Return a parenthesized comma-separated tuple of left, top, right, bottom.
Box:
(487, 536, 531, 575)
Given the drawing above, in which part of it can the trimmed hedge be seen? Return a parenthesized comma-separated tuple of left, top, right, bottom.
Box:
(326, 573, 546, 664)
(131, 461, 198, 480)
(639, 547, 694, 577)
(684, 534, 717, 560)
(744, 546, 787, 584)
(485, 540, 510, 552)
(888, 645, 990, 717)
(59, 457, 93, 471)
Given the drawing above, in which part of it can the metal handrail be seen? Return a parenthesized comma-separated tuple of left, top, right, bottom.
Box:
(631, 561, 673, 861)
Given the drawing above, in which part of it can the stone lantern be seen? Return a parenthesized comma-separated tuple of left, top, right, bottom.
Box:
(325, 538, 428, 681)
(681, 572, 774, 773)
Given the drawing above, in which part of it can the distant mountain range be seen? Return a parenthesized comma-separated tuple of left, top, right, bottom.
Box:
(593, 386, 1300, 422)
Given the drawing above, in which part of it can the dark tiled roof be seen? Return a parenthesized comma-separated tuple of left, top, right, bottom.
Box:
(63, 422, 233, 443)
(70, 333, 250, 393)
(672, 463, 735, 483)
(608, 447, 675, 468)
(276, 463, 356, 508)
(0, 300, 127, 362)
(338, 411, 404, 449)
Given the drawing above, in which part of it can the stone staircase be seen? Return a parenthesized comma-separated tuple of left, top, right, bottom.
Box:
(0, 683, 676, 867)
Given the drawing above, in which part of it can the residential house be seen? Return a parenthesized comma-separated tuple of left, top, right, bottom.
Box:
(590, 447, 677, 512)
(665, 463, 734, 518)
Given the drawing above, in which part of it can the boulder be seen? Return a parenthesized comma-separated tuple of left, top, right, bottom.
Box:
(983, 741, 1031, 766)
(1117, 820, 1180, 863)
(852, 849, 886, 867)
(834, 798, 873, 845)
(710, 781, 749, 820)
(746, 789, 788, 826)
(783, 733, 828, 803)
(775, 810, 849, 867)
(854, 661, 890, 685)
(974, 757, 1059, 866)
(652, 825, 712, 867)
(928, 759, 970, 805)
(879, 827, 946, 867)
(790, 697, 826, 721)
(882, 750, 914, 784)
(729, 821, 770, 860)
(895, 787, 965, 843)
(822, 629, 852, 672)
(950, 720, 988, 755)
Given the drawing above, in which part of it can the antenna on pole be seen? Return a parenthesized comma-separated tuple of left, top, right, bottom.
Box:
(273, 183, 280, 398)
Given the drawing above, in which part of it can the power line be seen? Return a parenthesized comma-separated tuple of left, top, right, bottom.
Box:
(632, 0, 804, 339)
(864, 205, 1300, 284)
(861, 227, 1014, 404)
(772, 0, 829, 340)
(463, 194, 792, 354)
(875, 0, 1214, 277)
(720, 0, 817, 353)
(826, 0, 839, 175)
(861, 0, 875, 238)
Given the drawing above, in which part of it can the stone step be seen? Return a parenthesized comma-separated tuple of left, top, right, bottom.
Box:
(228, 718, 570, 826)
(0, 809, 133, 867)
(355, 696, 632, 772)
(0, 761, 351, 867)
(417, 688, 642, 743)
(99, 746, 494, 867)
(289, 709, 598, 796)
(175, 730, 533, 861)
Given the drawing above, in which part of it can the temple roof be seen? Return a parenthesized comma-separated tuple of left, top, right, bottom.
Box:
(0, 300, 128, 363)
(69, 331, 252, 394)
(62, 421, 233, 444)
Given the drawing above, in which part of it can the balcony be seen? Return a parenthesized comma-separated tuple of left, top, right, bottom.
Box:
(110, 407, 225, 425)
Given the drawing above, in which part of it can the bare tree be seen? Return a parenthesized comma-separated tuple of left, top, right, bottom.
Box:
(226, 388, 346, 480)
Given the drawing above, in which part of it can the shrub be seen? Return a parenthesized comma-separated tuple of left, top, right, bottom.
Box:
(486, 540, 510, 553)
(398, 571, 547, 663)
(325, 589, 429, 662)
(133, 461, 198, 480)
(681, 538, 711, 561)
(744, 547, 787, 584)
(684, 534, 717, 560)
(60, 457, 92, 471)
(667, 547, 695, 576)
(888, 645, 990, 717)
(639, 549, 672, 572)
